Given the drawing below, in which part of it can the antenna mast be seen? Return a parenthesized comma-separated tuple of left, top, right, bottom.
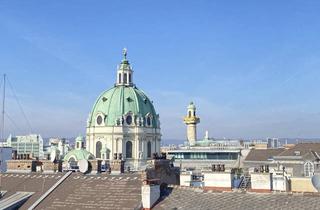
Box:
(1, 74, 5, 141)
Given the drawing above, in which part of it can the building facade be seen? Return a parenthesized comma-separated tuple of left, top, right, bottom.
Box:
(6, 134, 44, 159)
(86, 49, 161, 170)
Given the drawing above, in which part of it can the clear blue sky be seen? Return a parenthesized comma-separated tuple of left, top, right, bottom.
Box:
(1, 1, 320, 140)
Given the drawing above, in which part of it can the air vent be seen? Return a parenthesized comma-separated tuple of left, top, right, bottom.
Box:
(127, 97, 133, 102)
(102, 97, 108, 102)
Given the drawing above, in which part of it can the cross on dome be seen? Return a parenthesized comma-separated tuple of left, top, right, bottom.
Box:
(123, 48, 127, 60)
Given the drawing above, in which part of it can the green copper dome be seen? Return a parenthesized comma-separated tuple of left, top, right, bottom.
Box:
(88, 49, 159, 128)
(88, 86, 159, 128)
(64, 135, 95, 161)
(64, 148, 95, 161)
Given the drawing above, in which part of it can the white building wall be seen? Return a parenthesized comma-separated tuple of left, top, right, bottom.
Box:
(180, 172, 192, 186)
(251, 173, 272, 191)
(203, 172, 233, 188)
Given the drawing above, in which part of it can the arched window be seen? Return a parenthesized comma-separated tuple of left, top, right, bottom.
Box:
(304, 161, 314, 177)
(188, 111, 191, 117)
(68, 157, 77, 168)
(146, 116, 151, 126)
(147, 141, 152, 158)
(124, 73, 127, 84)
(129, 73, 132, 83)
(126, 141, 132, 158)
(96, 141, 102, 159)
(193, 111, 196, 116)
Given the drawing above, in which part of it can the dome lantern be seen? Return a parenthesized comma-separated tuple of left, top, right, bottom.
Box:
(116, 48, 134, 87)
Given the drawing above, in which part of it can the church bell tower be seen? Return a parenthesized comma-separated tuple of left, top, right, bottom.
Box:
(183, 102, 200, 146)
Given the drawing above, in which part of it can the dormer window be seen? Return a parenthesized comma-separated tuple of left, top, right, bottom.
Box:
(97, 116, 103, 125)
(126, 115, 132, 125)
(96, 114, 105, 126)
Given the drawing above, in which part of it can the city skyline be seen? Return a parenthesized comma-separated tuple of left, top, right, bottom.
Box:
(1, 1, 320, 140)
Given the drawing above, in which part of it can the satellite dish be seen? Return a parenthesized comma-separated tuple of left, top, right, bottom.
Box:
(50, 150, 56, 162)
(79, 159, 89, 173)
(311, 175, 320, 192)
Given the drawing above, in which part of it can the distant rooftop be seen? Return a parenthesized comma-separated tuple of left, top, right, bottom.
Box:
(245, 148, 285, 162)
(154, 186, 320, 210)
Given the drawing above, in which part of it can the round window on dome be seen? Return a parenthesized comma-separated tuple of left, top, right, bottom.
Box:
(147, 116, 151, 126)
(96, 115, 103, 125)
(126, 115, 132, 125)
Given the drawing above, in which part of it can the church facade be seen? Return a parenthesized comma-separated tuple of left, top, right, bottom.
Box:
(86, 49, 161, 170)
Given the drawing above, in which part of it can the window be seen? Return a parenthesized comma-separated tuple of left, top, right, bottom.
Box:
(96, 115, 103, 125)
(69, 157, 77, 168)
(304, 161, 314, 177)
(126, 115, 132, 125)
(119, 73, 121, 83)
(96, 141, 102, 159)
(188, 111, 191, 117)
(124, 73, 127, 84)
(129, 73, 132, 83)
(146, 116, 151, 126)
(147, 141, 152, 158)
(126, 141, 133, 158)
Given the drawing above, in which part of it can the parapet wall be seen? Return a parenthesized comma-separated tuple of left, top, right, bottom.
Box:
(6, 160, 35, 173)
(291, 177, 317, 193)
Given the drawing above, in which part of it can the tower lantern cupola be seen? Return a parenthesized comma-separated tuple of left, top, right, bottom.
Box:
(183, 102, 200, 146)
(116, 48, 134, 86)
(75, 135, 84, 150)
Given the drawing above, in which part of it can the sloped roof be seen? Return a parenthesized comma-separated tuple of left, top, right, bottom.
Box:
(245, 148, 284, 162)
(153, 187, 320, 210)
(276, 143, 320, 157)
(0, 173, 63, 210)
(0, 172, 143, 210)
(35, 173, 142, 209)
